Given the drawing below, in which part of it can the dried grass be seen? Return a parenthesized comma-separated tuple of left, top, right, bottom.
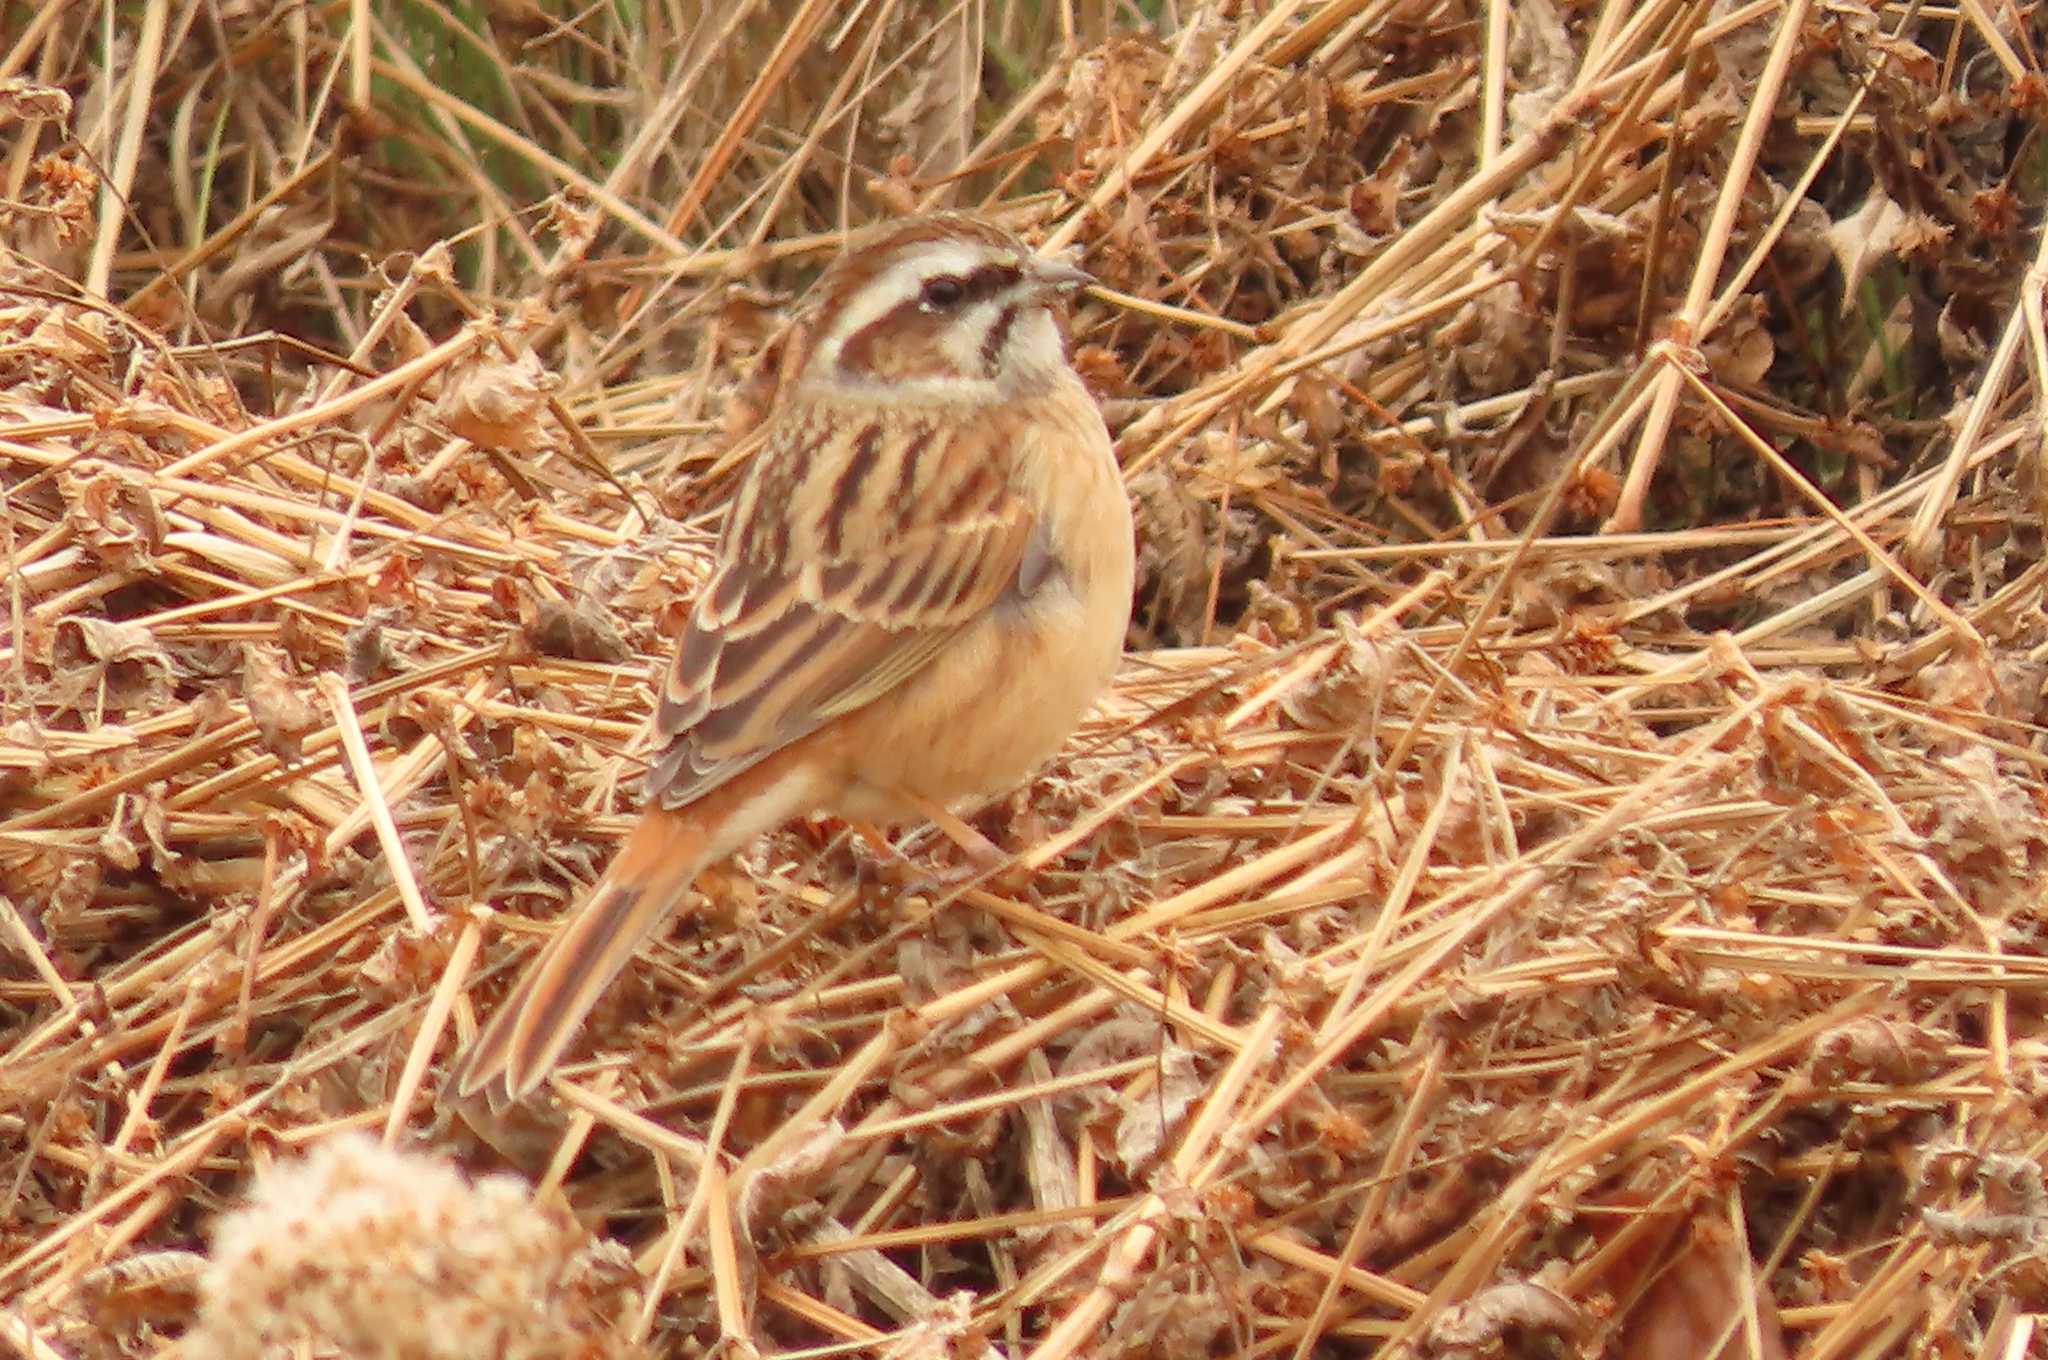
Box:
(7, 1, 2048, 1357)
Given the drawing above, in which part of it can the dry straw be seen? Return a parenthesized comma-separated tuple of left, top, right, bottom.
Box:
(5, 1, 2048, 1357)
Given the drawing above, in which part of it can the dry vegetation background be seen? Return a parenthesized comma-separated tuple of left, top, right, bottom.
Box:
(7, 0, 2048, 1356)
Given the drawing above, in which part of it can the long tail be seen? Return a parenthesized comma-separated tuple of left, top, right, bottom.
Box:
(454, 807, 709, 1105)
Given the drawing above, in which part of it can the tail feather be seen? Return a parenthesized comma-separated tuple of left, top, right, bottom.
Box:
(455, 809, 708, 1105)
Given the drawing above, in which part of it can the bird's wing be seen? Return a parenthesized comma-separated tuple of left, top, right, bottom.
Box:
(645, 403, 1033, 807)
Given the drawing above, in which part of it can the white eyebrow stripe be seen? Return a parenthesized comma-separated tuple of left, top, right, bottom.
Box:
(814, 240, 1005, 365)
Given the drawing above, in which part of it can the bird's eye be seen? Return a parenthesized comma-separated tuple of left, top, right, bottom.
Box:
(920, 276, 966, 309)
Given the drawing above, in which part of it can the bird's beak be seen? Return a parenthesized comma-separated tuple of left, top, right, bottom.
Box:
(1027, 256, 1094, 297)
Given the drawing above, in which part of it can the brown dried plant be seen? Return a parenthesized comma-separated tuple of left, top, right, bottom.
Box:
(6, 2, 2048, 1358)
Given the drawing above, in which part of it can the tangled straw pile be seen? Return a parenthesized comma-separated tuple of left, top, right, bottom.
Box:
(7, 0, 2048, 1355)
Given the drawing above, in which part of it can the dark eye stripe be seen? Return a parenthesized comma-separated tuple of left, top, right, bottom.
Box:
(923, 263, 1023, 310)
(834, 261, 1029, 376)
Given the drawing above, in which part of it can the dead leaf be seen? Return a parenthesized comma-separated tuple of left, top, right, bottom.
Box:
(1701, 296, 1774, 388)
(1507, 0, 1576, 138)
(1866, 27, 1939, 84)
(1810, 1015, 1946, 1085)
(78, 1249, 207, 1331)
(877, 5, 979, 188)
(1112, 1042, 1200, 1173)
(877, 1293, 977, 1360)
(1347, 140, 1413, 237)
(1826, 192, 1906, 314)
(241, 645, 318, 763)
(436, 351, 555, 454)
(60, 459, 166, 572)
(53, 618, 172, 723)
(67, 617, 165, 668)
(0, 77, 73, 121)
(1429, 1266, 1582, 1353)
(523, 597, 629, 664)
(1937, 296, 1989, 367)
(1618, 1219, 1789, 1360)
(1894, 210, 1953, 260)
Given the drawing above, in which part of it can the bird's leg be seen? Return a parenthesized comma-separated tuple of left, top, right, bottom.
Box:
(904, 797, 1010, 874)
(903, 793, 1038, 896)
(854, 793, 1033, 896)
(846, 820, 913, 877)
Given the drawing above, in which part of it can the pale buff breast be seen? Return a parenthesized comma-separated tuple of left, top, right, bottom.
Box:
(833, 380, 1132, 820)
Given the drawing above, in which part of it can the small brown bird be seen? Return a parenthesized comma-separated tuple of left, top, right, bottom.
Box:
(456, 213, 1134, 1103)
